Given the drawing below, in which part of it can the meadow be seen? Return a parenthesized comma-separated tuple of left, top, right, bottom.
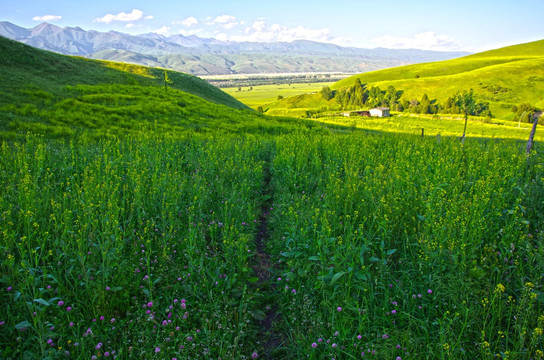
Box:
(1, 131, 543, 359)
(317, 114, 544, 142)
(1, 36, 543, 359)
(222, 82, 335, 110)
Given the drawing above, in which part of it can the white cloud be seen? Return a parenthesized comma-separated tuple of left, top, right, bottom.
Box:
(94, 9, 151, 23)
(250, 20, 266, 32)
(32, 15, 62, 22)
(125, 23, 134, 29)
(231, 21, 346, 44)
(207, 14, 238, 29)
(181, 16, 198, 27)
(222, 22, 238, 30)
(169, 16, 351, 46)
(144, 15, 154, 20)
(153, 26, 170, 35)
(371, 31, 461, 51)
(213, 15, 236, 24)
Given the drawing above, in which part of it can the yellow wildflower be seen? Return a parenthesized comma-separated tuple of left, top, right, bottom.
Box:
(494, 283, 505, 294)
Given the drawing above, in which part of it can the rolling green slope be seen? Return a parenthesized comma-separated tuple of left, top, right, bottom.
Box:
(0, 36, 248, 110)
(0, 36, 319, 138)
(269, 39, 544, 119)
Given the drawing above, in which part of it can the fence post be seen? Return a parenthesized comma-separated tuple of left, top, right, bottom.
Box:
(526, 115, 539, 155)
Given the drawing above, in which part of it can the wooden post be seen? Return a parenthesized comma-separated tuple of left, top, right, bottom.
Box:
(421, 128, 424, 138)
(526, 115, 539, 155)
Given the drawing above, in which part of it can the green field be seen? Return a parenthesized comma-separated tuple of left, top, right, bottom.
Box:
(1, 37, 544, 359)
(318, 114, 544, 142)
(223, 82, 335, 110)
(267, 39, 544, 121)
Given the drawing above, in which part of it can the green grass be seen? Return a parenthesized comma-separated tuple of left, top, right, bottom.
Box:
(267, 132, 544, 359)
(269, 39, 544, 120)
(0, 36, 248, 111)
(1, 132, 543, 359)
(0, 36, 332, 139)
(316, 114, 544, 142)
(223, 82, 335, 110)
(0, 134, 270, 359)
(0, 35, 544, 360)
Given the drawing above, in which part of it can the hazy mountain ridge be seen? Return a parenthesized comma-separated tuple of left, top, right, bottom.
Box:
(0, 21, 470, 75)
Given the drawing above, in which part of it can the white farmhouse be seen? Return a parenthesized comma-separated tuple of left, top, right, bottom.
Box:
(369, 107, 390, 117)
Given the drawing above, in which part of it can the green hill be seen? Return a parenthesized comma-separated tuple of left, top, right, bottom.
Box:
(0, 36, 314, 138)
(268, 39, 544, 120)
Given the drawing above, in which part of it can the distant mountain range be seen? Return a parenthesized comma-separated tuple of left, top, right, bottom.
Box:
(0, 21, 471, 76)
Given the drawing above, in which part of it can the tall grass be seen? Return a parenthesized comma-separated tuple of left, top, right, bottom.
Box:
(1, 131, 543, 358)
(266, 132, 544, 359)
(0, 133, 269, 359)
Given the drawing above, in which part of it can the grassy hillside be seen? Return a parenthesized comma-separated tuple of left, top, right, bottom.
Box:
(0, 36, 248, 110)
(0, 36, 325, 138)
(269, 39, 544, 120)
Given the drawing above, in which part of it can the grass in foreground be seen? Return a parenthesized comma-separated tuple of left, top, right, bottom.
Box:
(317, 114, 544, 142)
(1, 131, 543, 359)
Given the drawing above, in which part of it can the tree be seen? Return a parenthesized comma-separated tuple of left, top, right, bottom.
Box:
(455, 90, 476, 143)
(257, 106, 264, 113)
(320, 86, 334, 100)
(401, 99, 410, 111)
(385, 85, 399, 108)
(441, 96, 460, 114)
(419, 93, 431, 114)
(368, 86, 383, 108)
(350, 83, 365, 108)
(408, 99, 419, 113)
(514, 103, 535, 124)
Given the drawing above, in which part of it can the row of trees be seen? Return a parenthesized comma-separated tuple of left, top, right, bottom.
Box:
(323, 79, 402, 110)
(321, 83, 493, 118)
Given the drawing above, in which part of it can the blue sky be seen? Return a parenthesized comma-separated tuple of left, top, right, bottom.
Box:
(3, 0, 544, 52)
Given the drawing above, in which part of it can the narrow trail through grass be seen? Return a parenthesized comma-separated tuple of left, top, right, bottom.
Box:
(252, 148, 283, 359)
